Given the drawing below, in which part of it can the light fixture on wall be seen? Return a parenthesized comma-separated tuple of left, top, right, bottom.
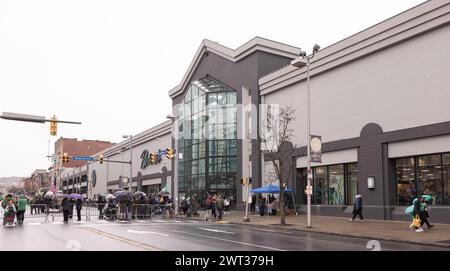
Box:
(367, 176, 375, 189)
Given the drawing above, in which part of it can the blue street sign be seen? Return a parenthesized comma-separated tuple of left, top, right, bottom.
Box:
(72, 156, 95, 161)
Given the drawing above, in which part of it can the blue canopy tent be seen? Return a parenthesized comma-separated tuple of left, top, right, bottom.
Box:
(250, 184, 297, 215)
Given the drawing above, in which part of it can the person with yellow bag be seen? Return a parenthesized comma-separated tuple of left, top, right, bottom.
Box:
(412, 197, 423, 232)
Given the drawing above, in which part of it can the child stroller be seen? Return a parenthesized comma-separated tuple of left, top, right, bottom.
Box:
(103, 203, 117, 221)
(3, 206, 17, 227)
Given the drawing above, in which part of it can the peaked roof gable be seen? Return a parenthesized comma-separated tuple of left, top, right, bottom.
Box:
(169, 37, 301, 98)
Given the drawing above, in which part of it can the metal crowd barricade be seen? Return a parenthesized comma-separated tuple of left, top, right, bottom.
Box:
(131, 204, 153, 220)
(151, 203, 175, 219)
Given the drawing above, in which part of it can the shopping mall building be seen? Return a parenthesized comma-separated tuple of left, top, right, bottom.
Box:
(70, 0, 450, 222)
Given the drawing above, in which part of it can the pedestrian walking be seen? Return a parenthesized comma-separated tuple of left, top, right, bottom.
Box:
(211, 194, 217, 219)
(75, 198, 82, 221)
(16, 195, 27, 224)
(62, 197, 70, 223)
(97, 196, 105, 219)
(250, 194, 256, 214)
(69, 198, 74, 219)
(204, 193, 213, 221)
(413, 196, 433, 232)
(216, 195, 224, 221)
(224, 197, 230, 215)
(259, 196, 266, 216)
(349, 194, 363, 222)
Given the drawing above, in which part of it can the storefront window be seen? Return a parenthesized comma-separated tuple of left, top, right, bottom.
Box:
(313, 167, 327, 204)
(396, 157, 416, 205)
(346, 163, 358, 205)
(418, 154, 443, 205)
(443, 153, 450, 205)
(328, 165, 344, 205)
(395, 153, 450, 206)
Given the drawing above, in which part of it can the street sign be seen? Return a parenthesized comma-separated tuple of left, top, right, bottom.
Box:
(306, 185, 313, 196)
(72, 156, 95, 161)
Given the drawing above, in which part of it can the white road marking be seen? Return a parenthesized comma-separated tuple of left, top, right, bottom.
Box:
(252, 228, 293, 234)
(28, 222, 41, 226)
(127, 229, 169, 237)
(198, 228, 235, 235)
(171, 230, 285, 251)
(52, 222, 64, 225)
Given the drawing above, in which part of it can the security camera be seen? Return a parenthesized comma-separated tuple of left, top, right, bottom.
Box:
(299, 51, 307, 57)
(313, 44, 320, 53)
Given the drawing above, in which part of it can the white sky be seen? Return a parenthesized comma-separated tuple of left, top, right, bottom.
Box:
(0, 0, 425, 177)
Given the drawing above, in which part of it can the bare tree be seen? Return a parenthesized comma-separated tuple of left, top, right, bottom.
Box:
(261, 105, 297, 225)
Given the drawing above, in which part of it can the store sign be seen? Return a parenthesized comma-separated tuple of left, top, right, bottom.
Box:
(310, 135, 322, 163)
(140, 149, 162, 169)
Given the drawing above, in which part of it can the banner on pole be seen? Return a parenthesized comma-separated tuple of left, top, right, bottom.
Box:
(310, 135, 322, 163)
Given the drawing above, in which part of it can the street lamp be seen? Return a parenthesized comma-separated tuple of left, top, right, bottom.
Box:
(290, 44, 320, 228)
(122, 135, 133, 192)
(166, 114, 179, 215)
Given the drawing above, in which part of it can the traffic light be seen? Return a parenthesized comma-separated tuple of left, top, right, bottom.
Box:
(166, 147, 173, 159)
(248, 177, 253, 184)
(150, 153, 156, 165)
(50, 116, 57, 136)
(62, 153, 69, 163)
(99, 154, 104, 164)
(240, 177, 247, 185)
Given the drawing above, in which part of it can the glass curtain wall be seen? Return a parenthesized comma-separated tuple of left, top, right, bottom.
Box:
(177, 77, 237, 202)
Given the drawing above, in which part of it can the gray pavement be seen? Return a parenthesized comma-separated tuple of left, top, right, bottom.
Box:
(0, 216, 447, 251)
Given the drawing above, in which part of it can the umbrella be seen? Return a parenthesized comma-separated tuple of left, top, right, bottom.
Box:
(55, 193, 69, 199)
(157, 190, 170, 196)
(134, 191, 147, 197)
(133, 191, 147, 200)
(70, 193, 82, 200)
(113, 191, 133, 202)
(44, 191, 55, 199)
(421, 195, 433, 202)
(405, 205, 414, 215)
(105, 194, 115, 201)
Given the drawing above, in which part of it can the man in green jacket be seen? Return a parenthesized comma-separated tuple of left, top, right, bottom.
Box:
(16, 195, 27, 224)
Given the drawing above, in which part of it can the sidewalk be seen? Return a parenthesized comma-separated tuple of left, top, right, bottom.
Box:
(176, 210, 450, 249)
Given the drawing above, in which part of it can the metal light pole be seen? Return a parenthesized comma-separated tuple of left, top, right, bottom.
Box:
(123, 135, 133, 192)
(166, 115, 178, 215)
(306, 56, 312, 229)
(291, 44, 320, 229)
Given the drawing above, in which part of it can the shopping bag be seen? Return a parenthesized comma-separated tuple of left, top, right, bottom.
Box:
(413, 215, 421, 228)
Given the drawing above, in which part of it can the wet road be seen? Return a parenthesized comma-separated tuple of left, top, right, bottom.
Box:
(0, 217, 447, 251)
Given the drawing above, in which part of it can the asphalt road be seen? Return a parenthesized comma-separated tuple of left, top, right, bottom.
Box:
(0, 217, 447, 251)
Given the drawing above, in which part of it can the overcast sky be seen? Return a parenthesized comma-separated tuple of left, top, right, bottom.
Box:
(0, 0, 425, 177)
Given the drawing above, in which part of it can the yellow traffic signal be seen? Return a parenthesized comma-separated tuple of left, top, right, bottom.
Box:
(50, 116, 57, 136)
(240, 177, 247, 185)
(99, 154, 104, 164)
(62, 153, 69, 163)
(150, 153, 156, 165)
(166, 147, 173, 160)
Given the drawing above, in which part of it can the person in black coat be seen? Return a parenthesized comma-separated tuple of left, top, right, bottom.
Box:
(97, 196, 105, 219)
(76, 199, 82, 221)
(62, 198, 70, 223)
(349, 194, 363, 222)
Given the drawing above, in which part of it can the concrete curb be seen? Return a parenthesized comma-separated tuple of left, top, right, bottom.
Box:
(174, 215, 450, 249)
